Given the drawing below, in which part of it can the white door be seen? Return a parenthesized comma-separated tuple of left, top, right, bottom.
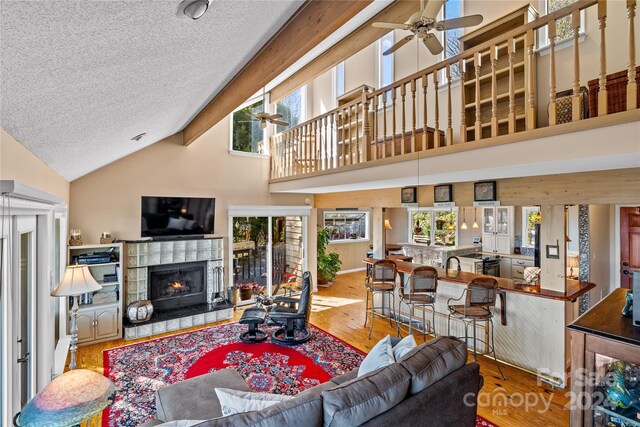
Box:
(482, 234, 495, 253)
(13, 216, 37, 414)
(95, 307, 119, 340)
(76, 311, 95, 343)
(495, 235, 511, 254)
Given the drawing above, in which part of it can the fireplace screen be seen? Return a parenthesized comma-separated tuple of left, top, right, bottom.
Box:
(149, 261, 207, 310)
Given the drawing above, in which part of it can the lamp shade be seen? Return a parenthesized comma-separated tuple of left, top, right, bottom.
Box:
(568, 256, 580, 268)
(384, 218, 393, 230)
(16, 369, 115, 427)
(51, 265, 102, 297)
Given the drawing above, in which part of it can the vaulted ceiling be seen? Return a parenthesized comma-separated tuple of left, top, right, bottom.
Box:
(0, 0, 304, 180)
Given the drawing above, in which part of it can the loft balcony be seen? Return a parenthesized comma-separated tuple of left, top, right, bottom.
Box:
(268, 0, 640, 191)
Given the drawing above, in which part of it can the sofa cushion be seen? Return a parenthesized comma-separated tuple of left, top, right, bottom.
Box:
(190, 388, 323, 427)
(357, 335, 395, 377)
(321, 363, 411, 427)
(214, 388, 294, 416)
(398, 336, 468, 395)
(156, 369, 251, 421)
(330, 369, 358, 386)
(392, 334, 417, 360)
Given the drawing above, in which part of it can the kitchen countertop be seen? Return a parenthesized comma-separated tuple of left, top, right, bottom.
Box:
(362, 258, 595, 302)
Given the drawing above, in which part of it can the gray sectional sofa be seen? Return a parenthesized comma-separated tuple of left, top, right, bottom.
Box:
(139, 336, 483, 427)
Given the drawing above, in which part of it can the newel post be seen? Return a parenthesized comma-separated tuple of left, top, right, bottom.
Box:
(362, 86, 372, 161)
(628, 0, 637, 110)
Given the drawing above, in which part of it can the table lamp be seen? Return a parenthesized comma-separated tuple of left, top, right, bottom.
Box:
(568, 256, 580, 278)
(51, 265, 102, 370)
(13, 369, 115, 427)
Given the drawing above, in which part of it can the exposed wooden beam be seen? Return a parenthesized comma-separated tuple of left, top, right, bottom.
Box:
(270, 0, 419, 103)
(183, 0, 372, 146)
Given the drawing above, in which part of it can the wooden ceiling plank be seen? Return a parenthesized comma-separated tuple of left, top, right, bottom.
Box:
(270, 0, 419, 103)
(183, 0, 372, 146)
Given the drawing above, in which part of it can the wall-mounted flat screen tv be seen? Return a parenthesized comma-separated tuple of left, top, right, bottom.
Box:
(141, 196, 215, 238)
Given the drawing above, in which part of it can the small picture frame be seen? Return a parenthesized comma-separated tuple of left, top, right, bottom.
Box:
(434, 184, 453, 203)
(401, 187, 417, 204)
(546, 244, 560, 259)
(474, 181, 497, 202)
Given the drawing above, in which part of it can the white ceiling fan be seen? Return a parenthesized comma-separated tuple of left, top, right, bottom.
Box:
(372, 0, 483, 56)
(238, 88, 289, 129)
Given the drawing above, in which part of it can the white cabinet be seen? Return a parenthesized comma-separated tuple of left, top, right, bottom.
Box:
(459, 258, 481, 273)
(68, 243, 123, 345)
(511, 258, 534, 279)
(500, 257, 512, 278)
(482, 206, 515, 254)
(77, 306, 120, 344)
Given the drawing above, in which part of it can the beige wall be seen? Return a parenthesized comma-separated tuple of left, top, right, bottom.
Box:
(0, 128, 70, 204)
(69, 120, 310, 243)
(589, 204, 612, 303)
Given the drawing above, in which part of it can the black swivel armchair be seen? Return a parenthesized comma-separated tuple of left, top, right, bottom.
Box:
(268, 271, 313, 345)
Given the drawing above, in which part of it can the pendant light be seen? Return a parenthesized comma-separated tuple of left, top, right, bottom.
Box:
(472, 207, 479, 228)
(460, 207, 468, 230)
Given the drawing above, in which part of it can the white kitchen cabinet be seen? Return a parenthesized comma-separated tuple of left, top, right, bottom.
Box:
(499, 257, 512, 278)
(511, 258, 535, 279)
(482, 206, 515, 254)
(458, 258, 481, 273)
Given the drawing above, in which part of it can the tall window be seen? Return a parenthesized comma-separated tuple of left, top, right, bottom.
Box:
(443, 0, 462, 79)
(231, 98, 266, 154)
(409, 208, 458, 246)
(378, 33, 394, 91)
(548, 0, 578, 41)
(522, 206, 540, 248)
(323, 211, 370, 242)
(276, 88, 304, 134)
(335, 62, 345, 99)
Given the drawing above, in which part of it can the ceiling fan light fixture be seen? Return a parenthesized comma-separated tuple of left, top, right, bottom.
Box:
(181, 0, 210, 20)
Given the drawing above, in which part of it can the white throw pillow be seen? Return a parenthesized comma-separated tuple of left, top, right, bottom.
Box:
(167, 217, 187, 230)
(214, 388, 293, 416)
(392, 334, 417, 360)
(357, 335, 395, 377)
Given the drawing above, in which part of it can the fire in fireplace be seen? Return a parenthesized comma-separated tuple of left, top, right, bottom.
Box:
(149, 261, 207, 310)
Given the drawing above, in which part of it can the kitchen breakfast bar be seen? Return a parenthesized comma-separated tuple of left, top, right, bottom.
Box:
(363, 258, 595, 387)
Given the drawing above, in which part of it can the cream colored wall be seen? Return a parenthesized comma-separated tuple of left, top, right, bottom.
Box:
(310, 68, 336, 115)
(69, 120, 310, 242)
(0, 128, 70, 204)
(589, 204, 612, 303)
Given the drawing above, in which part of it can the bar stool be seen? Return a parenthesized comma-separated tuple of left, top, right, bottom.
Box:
(447, 277, 505, 380)
(398, 266, 438, 341)
(364, 259, 398, 339)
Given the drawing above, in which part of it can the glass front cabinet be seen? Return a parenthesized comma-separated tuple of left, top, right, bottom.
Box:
(481, 206, 514, 254)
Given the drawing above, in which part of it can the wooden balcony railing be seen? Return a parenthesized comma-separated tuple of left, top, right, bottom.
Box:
(270, 0, 639, 181)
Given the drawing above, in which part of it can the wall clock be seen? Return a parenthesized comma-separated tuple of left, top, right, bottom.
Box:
(434, 184, 453, 203)
(401, 187, 417, 204)
(474, 181, 497, 201)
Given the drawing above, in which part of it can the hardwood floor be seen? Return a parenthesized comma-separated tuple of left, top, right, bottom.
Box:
(77, 271, 569, 426)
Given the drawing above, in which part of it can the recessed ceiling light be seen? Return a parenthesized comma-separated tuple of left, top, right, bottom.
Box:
(178, 0, 210, 20)
(131, 133, 146, 142)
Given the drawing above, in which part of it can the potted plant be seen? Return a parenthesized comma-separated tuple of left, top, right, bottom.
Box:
(317, 228, 342, 285)
(237, 282, 264, 301)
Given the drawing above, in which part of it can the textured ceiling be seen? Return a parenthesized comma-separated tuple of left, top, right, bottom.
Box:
(0, 0, 303, 180)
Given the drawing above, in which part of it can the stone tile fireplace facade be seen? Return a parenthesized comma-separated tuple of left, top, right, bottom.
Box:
(124, 238, 231, 340)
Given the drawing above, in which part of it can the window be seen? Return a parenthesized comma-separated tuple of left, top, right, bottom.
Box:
(335, 62, 345, 99)
(378, 33, 394, 92)
(276, 88, 304, 134)
(443, 0, 462, 79)
(522, 206, 540, 248)
(538, 0, 585, 52)
(323, 211, 370, 242)
(409, 208, 458, 246)
(231, 98, 266, 154)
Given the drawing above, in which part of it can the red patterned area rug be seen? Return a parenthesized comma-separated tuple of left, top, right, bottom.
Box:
(103, 322, 499, 427)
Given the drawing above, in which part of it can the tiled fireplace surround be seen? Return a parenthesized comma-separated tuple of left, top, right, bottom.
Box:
(124, 238, 232, 340)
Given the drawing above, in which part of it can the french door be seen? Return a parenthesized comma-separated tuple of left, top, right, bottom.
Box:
(229, 206, 310, 305)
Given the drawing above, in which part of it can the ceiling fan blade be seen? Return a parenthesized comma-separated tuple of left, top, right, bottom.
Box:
(268, 113, 283, 119)
(422, 0, 444, 19)
(383, 35, 414, 56)
(372, 21, 411, 30)
(436, 15, 483, 31)
(423, 34, 443, 55)
(270, 120, 290, 127)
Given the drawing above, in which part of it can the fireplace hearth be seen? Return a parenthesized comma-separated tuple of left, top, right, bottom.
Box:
(149, 261, 207, 310)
